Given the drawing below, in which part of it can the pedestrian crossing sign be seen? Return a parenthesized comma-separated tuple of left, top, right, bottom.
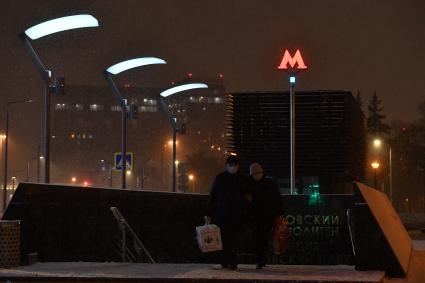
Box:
(114, 152, 133, 171)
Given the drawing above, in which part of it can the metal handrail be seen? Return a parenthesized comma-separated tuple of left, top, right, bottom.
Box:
(110, 207, 155, 263)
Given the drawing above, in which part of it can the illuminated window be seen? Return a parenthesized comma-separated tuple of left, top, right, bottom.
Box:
(110, 105, 121, 111)
(214, 97, 223, 104)
(55, 103, 67, 110)
(138, 106, 157, 112)
(90, 104, 104, 111)
(189, 97, 196, 103)
(75, 104, 84, 110)
(142, 98, 157, 106)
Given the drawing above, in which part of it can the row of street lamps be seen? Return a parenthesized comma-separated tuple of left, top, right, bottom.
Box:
(104, 58, 207, 190)
(3, 14, 208, 212)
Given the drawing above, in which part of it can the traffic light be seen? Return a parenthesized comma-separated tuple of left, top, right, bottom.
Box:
(54, 76, 65, 95)
(128, 102, 138, 119)
(179, 123, 186, 134)
(50, 76, 65, 95)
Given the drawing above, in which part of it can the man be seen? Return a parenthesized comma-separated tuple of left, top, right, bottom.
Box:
(247, 162, 281, 269)
(205, 155, 247, 270)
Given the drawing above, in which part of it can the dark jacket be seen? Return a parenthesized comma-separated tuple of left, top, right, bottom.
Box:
(247, 176, 282, 227)
(206, 171, 247, 225)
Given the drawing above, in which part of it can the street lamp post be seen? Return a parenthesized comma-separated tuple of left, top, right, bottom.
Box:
(19, 14, 99, 184)
(11, 177, 16, 191)
(373, 138, 393, 202)
(104, 57, 167, 189)
(289, 75, 296, 194)
(2, 99, 33, 212)
(159, 83, 208, 192)
(278, 49, 308, 194)
(189, 174, 195, 193)
(371, 161, 380, 190)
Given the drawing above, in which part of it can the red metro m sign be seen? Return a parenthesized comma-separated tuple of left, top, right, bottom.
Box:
(278, 49, 307, 71)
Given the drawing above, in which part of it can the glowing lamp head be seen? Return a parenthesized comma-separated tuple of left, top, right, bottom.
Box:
(24, 14, 99, 40)
(373, 139, 382, 148)
(160, 83, 208, 98)
(189, 174, 194, 180)
(126, 170, 131, 175)
(289, 76, 296, 84)
(71, 177, 77, 182)
(371, 162, 380, 169)
(106, 57, 166, 75)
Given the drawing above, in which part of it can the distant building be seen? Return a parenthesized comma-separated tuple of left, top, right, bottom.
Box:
(51, 80, 227, 191)
(227, 91, 365, 194)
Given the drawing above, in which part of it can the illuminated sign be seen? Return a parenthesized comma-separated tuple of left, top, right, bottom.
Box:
(278, 49, 307, 70)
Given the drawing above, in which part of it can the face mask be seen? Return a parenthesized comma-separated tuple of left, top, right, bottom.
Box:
(226, 165, 238, 174)
(252, 173, 263, 181)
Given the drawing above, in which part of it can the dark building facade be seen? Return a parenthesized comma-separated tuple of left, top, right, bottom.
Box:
(50, 81, 227, 191)
(227, 91, 366, 194)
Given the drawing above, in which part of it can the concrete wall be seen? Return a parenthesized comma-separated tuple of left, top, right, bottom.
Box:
(2, 183, 354, 265)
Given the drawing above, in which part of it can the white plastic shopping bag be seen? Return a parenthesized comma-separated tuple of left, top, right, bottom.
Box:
(196, 224, 223, 252)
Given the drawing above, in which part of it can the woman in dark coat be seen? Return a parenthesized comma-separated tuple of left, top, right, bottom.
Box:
(247, 162, 282, 269)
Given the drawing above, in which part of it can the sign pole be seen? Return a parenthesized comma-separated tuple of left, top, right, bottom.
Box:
(278, 49, 307, 195)
(289, 76, 296, 195)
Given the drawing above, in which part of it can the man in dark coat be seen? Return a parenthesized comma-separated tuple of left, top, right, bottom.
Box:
(247, 162, 282, 269)
(205, 155, 247, 270)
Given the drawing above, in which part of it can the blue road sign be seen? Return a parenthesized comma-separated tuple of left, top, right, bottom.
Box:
(114, 152, 133, 171)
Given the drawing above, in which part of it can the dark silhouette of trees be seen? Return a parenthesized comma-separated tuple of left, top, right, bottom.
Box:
(390, 101, 425, 212)
(367, 92, 390, 136)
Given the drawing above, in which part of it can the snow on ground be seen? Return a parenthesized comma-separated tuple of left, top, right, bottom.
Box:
(0, 263, 384, 282)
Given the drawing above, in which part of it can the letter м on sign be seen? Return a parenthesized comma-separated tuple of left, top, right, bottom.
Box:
(278, 49, 308, 70)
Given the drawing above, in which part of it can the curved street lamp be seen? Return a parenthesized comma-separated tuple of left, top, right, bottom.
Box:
(104, 57, 167, 189)
(19, 14, 99, 183)
(159, 83, 208, 192)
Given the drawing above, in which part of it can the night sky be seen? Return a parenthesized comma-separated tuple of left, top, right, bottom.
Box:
(1, 0, 425, 177)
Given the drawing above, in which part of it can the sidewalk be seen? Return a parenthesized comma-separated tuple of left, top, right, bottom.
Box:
(0, 263, 384, 283)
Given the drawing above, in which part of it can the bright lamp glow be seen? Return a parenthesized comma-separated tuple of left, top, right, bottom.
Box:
(160, 83, 208, 98)
(24, 14, 99, 40)
(289, 76, 296, 84)
(371, 161, 380, 169)
(373, 139, 382, 148)
(106, 57, 166, 75)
